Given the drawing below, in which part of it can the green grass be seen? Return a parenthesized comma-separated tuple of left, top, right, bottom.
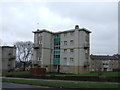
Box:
(45, 72, 120, 77)
(103, 72, 120, 77)
(0, 73, 2, 76)
(2, 78, 119, 88)
(3, 71, 120, 77)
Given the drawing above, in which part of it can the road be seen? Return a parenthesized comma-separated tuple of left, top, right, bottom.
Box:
(2, 82, 72, 90)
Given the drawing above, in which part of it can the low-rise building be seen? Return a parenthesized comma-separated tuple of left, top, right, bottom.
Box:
(32, 25, 91, 74)
(90, 54, 120, 72)
(0, 46, 16, 73)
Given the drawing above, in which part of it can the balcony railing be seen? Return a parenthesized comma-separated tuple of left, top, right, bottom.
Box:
(33, 44, 42, 49)
(9, 55, 16, 60)
(33, 44, 39, 49)
(84, 62, 89, 67)
(84, 43, 89, 49)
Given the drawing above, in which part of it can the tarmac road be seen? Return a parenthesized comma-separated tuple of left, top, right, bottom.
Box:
(2, 82, 72, 90)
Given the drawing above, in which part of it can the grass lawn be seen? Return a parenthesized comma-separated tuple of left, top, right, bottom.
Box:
(2, 71, 120, 77)
(0, 73, 2, 76)
(2, 78, 119, 88)
(45, 72, 120, 77)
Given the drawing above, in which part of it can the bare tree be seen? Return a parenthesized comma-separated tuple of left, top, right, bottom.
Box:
(14, 41, 33, 71)
(94, 61, 103, 76)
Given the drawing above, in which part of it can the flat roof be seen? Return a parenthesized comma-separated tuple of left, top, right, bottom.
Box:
(0, 46, 15, 48)
(90, 54, 119, 60)
(32, 28, 91, 34)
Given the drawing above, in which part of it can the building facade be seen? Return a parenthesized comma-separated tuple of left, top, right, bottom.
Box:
(90, 54, 120, 72)
(32, 25, 91, 74)
(0, 46, 16, 73)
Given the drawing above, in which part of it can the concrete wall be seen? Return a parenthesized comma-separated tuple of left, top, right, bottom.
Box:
(42, 32, 53, 66)
(60, 30, 90, 74)
(90, 59, 119, 72)
(32, 31, 54, 72)
(1, 46, 16, 73)
(32, 27, 91, 74)
(0, 47, 2, 73)
(60, 31, 76, 66)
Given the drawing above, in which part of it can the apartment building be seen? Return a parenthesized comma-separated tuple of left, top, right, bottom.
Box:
(90, 54, 120, 72)
(0, 46, 16, 73)
(32, 25, 91, 74)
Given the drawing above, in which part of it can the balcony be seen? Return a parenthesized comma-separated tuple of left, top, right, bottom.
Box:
(33, 44, 42, 49)
(33, 44, 39, 49)
(84, 62, 89, 67)
(9, 55, 16, 60)
(84, 43, 89, 49)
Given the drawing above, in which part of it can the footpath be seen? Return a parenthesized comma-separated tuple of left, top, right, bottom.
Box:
(1, 77, 120, 84)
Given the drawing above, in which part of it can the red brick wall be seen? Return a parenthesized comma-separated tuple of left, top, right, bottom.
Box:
(30, 68, 46, 74)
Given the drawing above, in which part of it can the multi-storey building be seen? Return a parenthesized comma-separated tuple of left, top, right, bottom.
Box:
(32, 25, 91, 74)
(90, 54, 120, 72)
(0, 46, 16, 73)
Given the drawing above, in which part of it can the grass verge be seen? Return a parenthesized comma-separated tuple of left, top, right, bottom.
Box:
(2, 78, 120, 88)
(3, 71, 120, 77)
(46, 72, 120, 76)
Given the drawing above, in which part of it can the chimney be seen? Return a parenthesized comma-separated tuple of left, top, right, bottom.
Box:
(75, 25, 79, 29)
(37, 29, 40, 31)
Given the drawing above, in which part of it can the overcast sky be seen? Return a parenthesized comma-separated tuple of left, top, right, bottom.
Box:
(0, 1, 118, 55)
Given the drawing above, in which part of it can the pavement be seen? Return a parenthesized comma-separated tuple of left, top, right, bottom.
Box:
(1, 77, 120, 84)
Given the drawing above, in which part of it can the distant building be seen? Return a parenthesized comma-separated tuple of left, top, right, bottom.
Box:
(32, 25, 91, 74)
(0, 46, 16, 73)
(90, 54, 120, 72)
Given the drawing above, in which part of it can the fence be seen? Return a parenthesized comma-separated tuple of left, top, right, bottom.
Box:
(30, 68, 46, 75)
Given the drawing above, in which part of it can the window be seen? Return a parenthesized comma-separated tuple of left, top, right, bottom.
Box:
(85, 49, 88, 54)
(70, 49, 74, 53)
(64, 41, 67, 46)
(54, 55, 60, 58)
(38, 33, 42, 36)
(64, 49, 67, 53)
(54, 47, 60, 50)
(85, 35, 89, 41)
(37, 57, 41, 61)
(38, 41, 42, 44)
(70, 32, 74, 36)
(70, 58, 74, 61)
(70, 40, 74, 45)
(64, 57, 67, 64)
(8, 53, 12, 55)
(53, 65, 58, 70)
(54, 42, 60, 45)
(64, 33, 67, 37)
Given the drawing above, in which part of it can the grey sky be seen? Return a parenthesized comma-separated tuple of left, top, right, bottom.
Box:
(0, 1, 118, 55)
